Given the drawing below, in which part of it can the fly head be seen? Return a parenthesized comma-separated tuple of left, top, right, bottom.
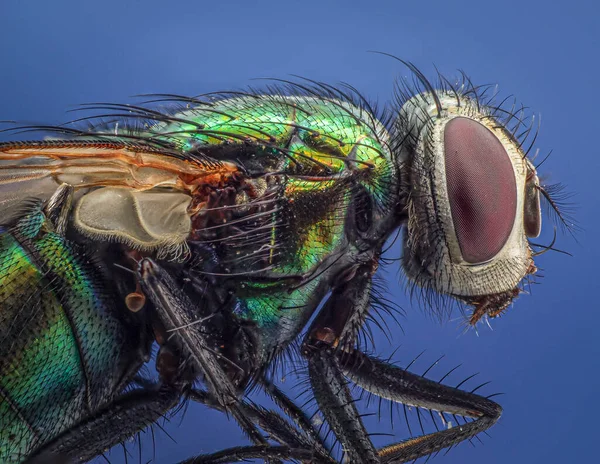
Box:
(392, 76, 563, 325)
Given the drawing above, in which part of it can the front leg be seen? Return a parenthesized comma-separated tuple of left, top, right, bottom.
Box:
(302, 263, 502, 463)
(340, 349, 501, 463)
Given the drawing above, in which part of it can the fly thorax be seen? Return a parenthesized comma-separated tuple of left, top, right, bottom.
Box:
(397, 91, 536, 298)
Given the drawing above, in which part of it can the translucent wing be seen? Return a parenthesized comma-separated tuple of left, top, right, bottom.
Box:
(0, 140, 241, 253)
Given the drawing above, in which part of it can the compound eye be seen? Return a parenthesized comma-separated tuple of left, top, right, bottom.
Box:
(444, 117, 517, 263)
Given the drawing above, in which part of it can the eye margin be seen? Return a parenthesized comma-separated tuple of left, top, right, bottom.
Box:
(523, 165, 542, 238)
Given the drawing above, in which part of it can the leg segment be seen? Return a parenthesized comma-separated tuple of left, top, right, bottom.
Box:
(181, 445, 327, 464)
(305, 343, 379, 464)
(259, 377, 325, 451)
(339, 348, 500, 463)
(137, 258, 266, 446)
(188, 389, 335, 464)
(302, 263, 502, 463)
(26, 385, 180, 464)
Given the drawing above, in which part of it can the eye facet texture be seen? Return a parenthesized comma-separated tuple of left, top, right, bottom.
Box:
(444, 117, 517, 263)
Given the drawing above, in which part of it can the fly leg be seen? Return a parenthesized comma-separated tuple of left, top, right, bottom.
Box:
(180, 445, 328, 464)
(302, 263, 502, 463)
(339, 349, 501, 463)
(259, 377, 325, 450)
(186, 389, 335, 464)
(137, 258, 267, 447)
(26, 384, 181, 463)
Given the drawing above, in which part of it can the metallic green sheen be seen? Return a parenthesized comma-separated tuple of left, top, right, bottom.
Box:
(152, 96, 394, 209)
(0, 208, 135, 462)
(153, 97, 395, 329)
(150, 97, 396, 334)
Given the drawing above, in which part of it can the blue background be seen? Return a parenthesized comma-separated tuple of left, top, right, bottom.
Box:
(0, 1, 596, 463)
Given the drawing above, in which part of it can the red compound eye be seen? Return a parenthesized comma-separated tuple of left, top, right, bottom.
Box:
(444, 117, 517, 263)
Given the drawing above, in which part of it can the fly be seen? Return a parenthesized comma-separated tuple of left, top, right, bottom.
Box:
(0, 59, 569, 463)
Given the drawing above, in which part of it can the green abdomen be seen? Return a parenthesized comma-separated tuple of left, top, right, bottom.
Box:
(0, 207, 139, 461)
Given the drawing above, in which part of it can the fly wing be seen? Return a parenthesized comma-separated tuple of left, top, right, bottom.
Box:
(0, 140, 236, 190)
(0, 140, 241, 254)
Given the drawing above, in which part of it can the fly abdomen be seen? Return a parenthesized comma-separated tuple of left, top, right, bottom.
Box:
(0, 204, 140, 462)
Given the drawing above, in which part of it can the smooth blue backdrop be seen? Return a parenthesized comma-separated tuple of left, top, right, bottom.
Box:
(1, 1, 596, 463)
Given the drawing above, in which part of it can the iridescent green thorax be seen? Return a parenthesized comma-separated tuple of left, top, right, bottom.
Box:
(0, 206, 138, 461)
(147, 96, 398, 331)
(152, 96, 395, 211)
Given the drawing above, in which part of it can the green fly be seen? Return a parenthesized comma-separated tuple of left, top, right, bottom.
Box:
(0, 60, 565, 463)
